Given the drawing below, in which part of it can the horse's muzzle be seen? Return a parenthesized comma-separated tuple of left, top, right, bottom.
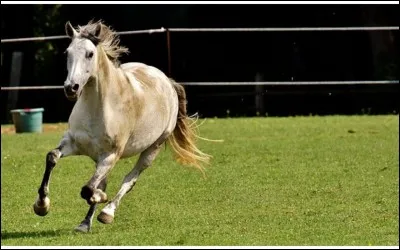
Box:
(64, 83, 79, 101)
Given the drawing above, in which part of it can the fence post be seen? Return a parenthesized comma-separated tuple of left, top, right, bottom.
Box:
(166, 29, 172, 77)
(255, 72, 265, 115)
(6, 51, 23, 122)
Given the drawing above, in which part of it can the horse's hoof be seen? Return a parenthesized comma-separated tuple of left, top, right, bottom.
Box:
(74, 223, 91, 233)
(97, 211, 114, 224)
(89, 190, 108, 204)
(33, 197, 50, 216)
(80, 185, 94, 200)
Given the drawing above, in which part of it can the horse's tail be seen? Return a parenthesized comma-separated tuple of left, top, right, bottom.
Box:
(167, 79, 211, 176)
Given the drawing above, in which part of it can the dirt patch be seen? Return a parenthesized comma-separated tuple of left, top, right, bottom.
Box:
(1, 123, 68, 135)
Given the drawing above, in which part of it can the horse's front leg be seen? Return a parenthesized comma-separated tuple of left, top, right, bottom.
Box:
(80, 152, 119, 205)
(33, 132, 78, 216)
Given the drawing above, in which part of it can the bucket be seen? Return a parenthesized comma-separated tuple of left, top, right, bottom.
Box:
(10, 108, 45, 133)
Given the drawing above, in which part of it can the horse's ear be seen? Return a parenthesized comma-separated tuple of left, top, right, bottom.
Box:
(65, 21, 78, 38)
(93, 23, 102, 39)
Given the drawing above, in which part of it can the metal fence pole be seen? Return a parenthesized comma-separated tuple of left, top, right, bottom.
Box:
(166, 29, 172, 77)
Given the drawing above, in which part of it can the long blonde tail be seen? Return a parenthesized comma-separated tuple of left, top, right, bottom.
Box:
(167, 79, 211, 176)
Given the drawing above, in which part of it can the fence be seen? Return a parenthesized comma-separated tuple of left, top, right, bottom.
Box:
(1, 25, 399, 90)
(1, 25, 399, 117)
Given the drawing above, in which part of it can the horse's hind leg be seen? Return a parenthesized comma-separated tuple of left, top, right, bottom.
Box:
(74, 177, 107, 233)
(97, 140, 165, 224)
(33, 132, 78, 216)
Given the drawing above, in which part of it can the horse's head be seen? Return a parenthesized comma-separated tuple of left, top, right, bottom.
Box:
(63, 21, 101, 101)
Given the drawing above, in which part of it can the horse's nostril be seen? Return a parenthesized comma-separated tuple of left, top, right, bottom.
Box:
(72, 84, 79, 91)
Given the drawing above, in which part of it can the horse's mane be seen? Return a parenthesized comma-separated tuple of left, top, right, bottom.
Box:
(77, 20, 129, 66)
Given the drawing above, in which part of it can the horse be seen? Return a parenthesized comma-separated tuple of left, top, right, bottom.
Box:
(33, 20, 211, 233)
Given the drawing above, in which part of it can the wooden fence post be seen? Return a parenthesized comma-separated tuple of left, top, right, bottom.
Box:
(6, 51, 23, 122)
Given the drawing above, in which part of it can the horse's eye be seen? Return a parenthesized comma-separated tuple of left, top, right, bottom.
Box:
(86, 51, 94, 59)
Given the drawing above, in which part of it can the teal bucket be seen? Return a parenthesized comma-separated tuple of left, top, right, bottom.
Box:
(10, 108, 45, 133)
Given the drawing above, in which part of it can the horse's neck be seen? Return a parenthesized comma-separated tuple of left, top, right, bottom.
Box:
(82, 53, 121, 110)
(72, 64, 120, 133)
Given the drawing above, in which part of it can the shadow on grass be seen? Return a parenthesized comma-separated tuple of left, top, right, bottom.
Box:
(1, 228, 70, 240)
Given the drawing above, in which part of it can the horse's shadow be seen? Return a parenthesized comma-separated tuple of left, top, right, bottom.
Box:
(1, 229, 70, 240)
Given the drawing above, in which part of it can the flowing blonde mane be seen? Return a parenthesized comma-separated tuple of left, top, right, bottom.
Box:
(77, 20, 129, 65)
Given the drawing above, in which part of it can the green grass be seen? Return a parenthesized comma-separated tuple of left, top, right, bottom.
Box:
(1, 115, 399, 246)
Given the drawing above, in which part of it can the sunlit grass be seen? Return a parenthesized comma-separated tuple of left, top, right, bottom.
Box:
(1, 115, 399, 246)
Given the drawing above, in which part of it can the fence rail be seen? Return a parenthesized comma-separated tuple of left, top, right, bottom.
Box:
(168, 26, 399, 32)
(180, 80, 400, 86)
(1, 80, 398, 91)
(1, 26, 398, 43)
(0, 28, 167, 43)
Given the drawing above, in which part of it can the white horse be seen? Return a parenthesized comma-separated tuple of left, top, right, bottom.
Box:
(33, 20, 211, 233)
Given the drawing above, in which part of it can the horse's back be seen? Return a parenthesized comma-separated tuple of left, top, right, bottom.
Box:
(120, 62, 168, 87)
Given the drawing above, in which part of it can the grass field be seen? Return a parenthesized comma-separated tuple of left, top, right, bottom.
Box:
(1, 115, 399, 246)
